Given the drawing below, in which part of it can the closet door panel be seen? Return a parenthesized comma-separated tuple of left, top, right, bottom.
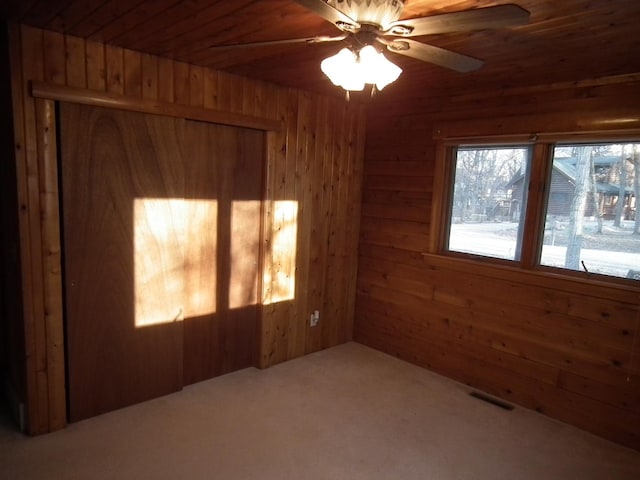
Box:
(60, 103, 185, 421)
(182, 120, 220, 383)
(183, 121, 263, 384)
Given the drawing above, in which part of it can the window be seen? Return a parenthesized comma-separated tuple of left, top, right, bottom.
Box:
(447, 146, 531, 261)
(540, 143, 640, 279)
(442, 140, 640, 282)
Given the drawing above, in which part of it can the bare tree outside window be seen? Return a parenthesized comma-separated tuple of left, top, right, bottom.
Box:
(564, 146, 592, 270)
(632, 145, 640, 235)
(448, 147, 529, 260)
(446, 142, 639, 280)
(540, 143, 640, 279)
(589, 153, 603, 234)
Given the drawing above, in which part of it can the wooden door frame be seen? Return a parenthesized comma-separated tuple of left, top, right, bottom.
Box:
(21, 82, 280, 434)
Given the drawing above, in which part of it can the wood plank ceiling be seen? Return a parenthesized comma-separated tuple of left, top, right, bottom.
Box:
(3, 0, 640, 104)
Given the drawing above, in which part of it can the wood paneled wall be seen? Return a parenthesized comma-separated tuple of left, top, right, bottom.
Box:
(7, 23, 365, 434)
(356, 78, 640, 449)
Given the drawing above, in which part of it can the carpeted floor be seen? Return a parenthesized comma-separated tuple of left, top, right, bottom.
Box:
(1, 342, 639, 479)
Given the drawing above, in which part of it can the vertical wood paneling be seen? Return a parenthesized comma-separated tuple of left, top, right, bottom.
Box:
(105, 43, 123, 94)
(64, 35, 85, 88)
(173, 61, 189, 106)
(260, 86, 291, 367)
(42, 30, 65, 85)
(123, 49, 142, 97)
(242, 76, 265, 117)
(283, 89, 301, 361)
(323, 101, 349, 348)
(203, 68, 218, 110)
(338, 103, 357, 342)
(317, 97, 337, 345)
(305, 96, 330, 354)
(189, 64, 203, 108)
(34, 98, 65, 430)
(228, 72, 244, 114)
(294, 91, 313, 358)
(336, 106, 355, 344)
(85, 40, 105, 91)
(20, 25, 48, 434)
(216, 71, 232, 112)
(141, 53, 158, 100)
(157, 56, 173, 103)
(345, 104, 367, 340)
(9, 26, 365, 432)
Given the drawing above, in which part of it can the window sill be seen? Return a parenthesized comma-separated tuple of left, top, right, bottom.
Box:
(420, 251, 640, 298)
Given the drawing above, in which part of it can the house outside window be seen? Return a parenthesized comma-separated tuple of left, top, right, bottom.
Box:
(443, 141, 640, 281)
(447, 146, 531, 261)
(539, 143, 639, 279)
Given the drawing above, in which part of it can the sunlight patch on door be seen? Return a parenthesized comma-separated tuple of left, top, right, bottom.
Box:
(183, 199, 218, 320)
(134, 198, 217, 327)
(229, 201, 261, 309)
(263, 201, 298, 305)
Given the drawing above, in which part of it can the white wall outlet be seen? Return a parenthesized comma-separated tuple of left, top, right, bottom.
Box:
(310, 310, 320, 327)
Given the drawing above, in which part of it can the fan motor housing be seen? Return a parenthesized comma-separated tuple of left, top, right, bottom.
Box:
(354, 24, 384, 46)
(327, 0, 405, 28)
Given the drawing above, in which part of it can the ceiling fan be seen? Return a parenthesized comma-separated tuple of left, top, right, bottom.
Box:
(211, 0, 530, 92)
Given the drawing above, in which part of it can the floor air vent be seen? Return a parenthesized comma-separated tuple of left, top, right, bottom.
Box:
(469, 391, 514, 411)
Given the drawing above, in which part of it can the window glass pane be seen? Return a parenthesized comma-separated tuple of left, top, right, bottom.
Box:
(540, 143, 640, 280)
(447, 146, 530, 260)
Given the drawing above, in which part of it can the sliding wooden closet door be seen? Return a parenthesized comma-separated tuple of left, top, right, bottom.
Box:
(182, 121, 264, 384)
(60, 103, 185, 421)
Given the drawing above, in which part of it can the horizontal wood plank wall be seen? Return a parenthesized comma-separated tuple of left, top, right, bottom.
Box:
(355, 79, 640, 450)
(9, 24, 365, 434)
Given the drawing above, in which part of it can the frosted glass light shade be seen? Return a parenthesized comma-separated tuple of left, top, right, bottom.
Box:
(358, 45, 402, 90)
(321, 45, 402, 92)
(321, 48, 365, 91)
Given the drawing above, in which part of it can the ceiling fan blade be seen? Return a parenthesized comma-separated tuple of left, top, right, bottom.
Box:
(208, 34, 347, 50)
(384, 4, 530, 37)
(386, 39, 484, 73)
(294, 0, 360, 31)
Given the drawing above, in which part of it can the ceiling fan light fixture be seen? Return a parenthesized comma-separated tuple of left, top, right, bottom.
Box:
(387, 24, 413, 36)
(358, 45, 402, 90)
(321, 45, 402, 92)
(327, 0, 404, 29)
(321, 47, 365, 91)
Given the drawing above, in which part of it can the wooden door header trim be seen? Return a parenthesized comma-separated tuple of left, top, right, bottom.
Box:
(31, 81, 283, 132)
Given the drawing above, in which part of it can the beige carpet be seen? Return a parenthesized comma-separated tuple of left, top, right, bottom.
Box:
(1, 342, 639, 479)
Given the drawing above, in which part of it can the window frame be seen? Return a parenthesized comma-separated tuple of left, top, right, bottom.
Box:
(431, 132, 640, 286)
(442, 143, 534, 264)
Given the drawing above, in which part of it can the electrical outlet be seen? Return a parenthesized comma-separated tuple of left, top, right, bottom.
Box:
(310, 310, 320, 327)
